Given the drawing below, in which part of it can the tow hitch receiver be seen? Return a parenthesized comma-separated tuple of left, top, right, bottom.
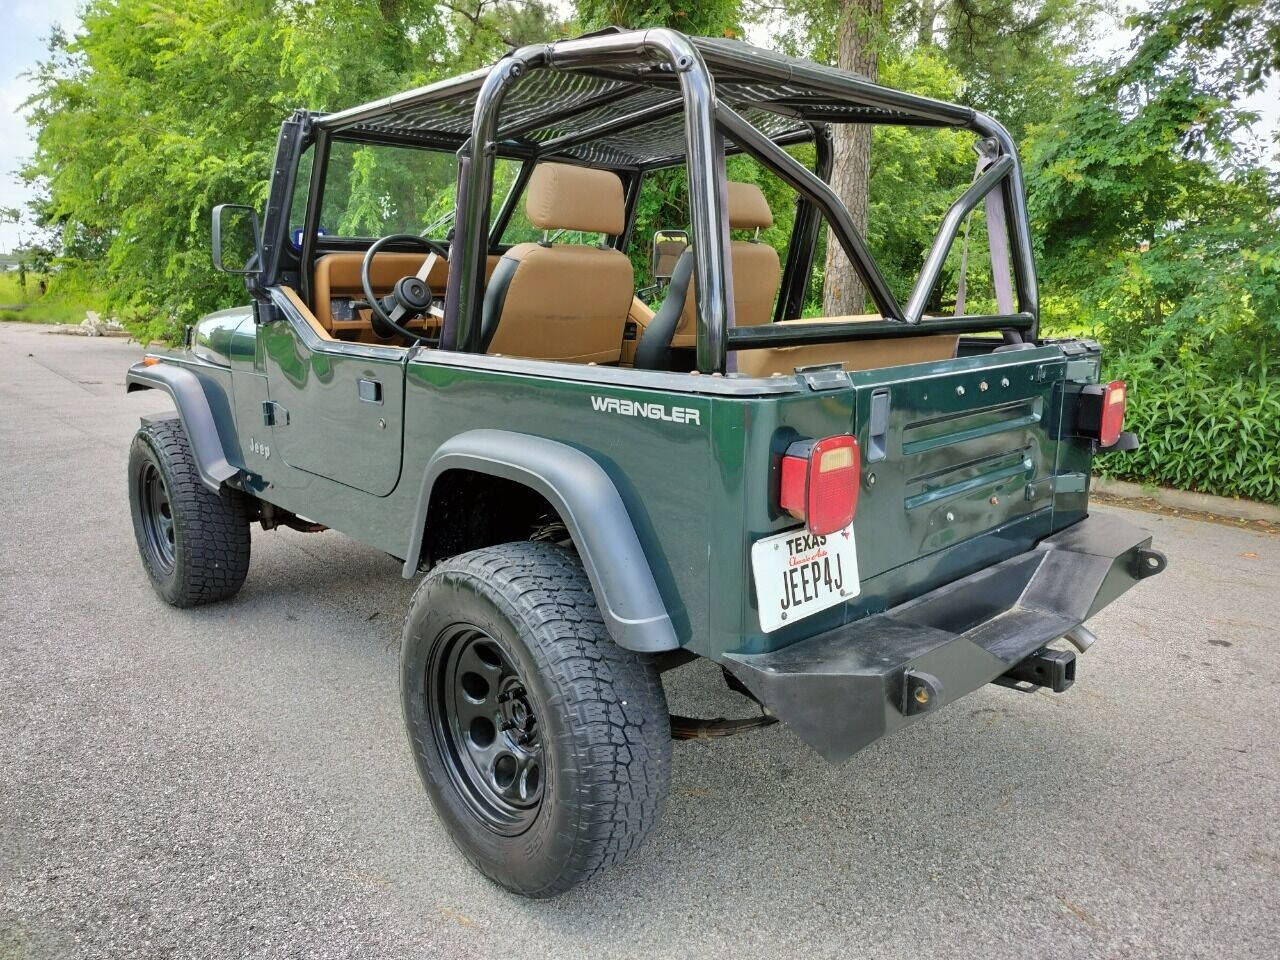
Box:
(993, 647, 1076, 693)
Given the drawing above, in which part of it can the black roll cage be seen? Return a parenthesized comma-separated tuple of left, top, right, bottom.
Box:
(294, 27, 1039, 375)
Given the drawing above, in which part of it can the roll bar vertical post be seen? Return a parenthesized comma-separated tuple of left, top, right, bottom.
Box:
(970, 112, 1040, 334)
(447, 46, 550, 352)
(774, 124, 832, 323)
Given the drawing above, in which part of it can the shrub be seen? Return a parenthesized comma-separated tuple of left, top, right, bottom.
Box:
(1099, 348, 1280, 503)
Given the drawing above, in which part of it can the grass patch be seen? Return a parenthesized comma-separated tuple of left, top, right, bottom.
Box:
(0, 272, 103, 325)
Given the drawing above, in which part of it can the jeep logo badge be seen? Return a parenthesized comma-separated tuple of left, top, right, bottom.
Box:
(249, 437, 270, 459)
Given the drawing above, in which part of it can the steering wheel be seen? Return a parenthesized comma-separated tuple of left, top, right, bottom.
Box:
(360, 233, 450, 341)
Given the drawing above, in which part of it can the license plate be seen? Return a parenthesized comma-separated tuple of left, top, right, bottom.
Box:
(751, 525, 860, 632)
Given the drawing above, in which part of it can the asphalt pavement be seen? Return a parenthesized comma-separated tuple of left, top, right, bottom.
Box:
(2, 321, 1277, 960)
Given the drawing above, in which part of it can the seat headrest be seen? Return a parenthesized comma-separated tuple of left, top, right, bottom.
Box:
(727, 181, 772, 230)
(525, 162, 625, 236)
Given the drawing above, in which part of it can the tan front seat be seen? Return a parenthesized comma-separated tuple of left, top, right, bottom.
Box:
(632, 181, 781, 370)
(669, 181, 781, 348)
(480, 163, 634, 364)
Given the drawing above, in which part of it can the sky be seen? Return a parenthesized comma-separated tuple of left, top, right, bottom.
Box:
(0, 0, 80, 253)
(1, 1, 1276, 254)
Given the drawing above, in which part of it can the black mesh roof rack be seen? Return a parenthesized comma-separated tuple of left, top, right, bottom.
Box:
(314, 34, 974, 169)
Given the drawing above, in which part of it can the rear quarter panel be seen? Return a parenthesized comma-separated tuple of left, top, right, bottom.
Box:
(403, 360, 716, 646)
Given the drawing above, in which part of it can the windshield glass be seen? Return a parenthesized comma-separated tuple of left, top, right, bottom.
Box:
(318, 140, 457, 239)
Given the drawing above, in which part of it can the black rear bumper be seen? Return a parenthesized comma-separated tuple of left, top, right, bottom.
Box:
(724, 514, 1164, 764)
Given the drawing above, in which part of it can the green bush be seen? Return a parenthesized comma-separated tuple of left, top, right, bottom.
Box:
(1099, 349, 1280, 503)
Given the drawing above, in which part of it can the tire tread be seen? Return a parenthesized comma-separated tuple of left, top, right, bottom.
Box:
(410, 541, 671, 896)
(130, 417, 250, 607)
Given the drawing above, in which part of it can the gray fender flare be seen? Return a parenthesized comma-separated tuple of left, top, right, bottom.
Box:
(126, 362, 238, 493)
(402, 429, 679, 653)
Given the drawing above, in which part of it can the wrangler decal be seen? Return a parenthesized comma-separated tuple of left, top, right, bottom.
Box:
(590, 395, 702, 426)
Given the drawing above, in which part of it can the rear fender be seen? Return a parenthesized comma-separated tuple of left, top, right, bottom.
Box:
(126, 362, 238, 492)
(403, 429, 679, 653)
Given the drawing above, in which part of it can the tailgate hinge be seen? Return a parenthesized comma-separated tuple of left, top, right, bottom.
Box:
(1064, 358, 1099, 382)
(796, 363, 850, 392)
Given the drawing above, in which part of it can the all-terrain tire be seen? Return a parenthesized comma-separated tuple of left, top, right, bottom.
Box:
(127, 416, 251, 607)
(401, 540, 672, 898)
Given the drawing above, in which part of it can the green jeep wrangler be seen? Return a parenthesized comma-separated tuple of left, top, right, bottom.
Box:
(125, 29, 1166, 897)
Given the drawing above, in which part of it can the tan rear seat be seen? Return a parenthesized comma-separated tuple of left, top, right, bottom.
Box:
(736, 315, 958, 377)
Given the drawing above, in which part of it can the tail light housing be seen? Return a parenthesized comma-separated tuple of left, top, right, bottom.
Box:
(779, 434, 860, 535)
(1077, 380, 1127, 447)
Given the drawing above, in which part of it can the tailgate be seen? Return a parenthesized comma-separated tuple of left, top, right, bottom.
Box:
(850, 345, 1077, 583)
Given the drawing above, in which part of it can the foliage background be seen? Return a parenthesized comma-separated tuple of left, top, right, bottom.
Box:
(11, 0, 1280, 501)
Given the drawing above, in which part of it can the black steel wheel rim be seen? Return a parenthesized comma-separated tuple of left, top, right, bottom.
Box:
(138, 461, 176, 571)
(428, 624, 545, 835)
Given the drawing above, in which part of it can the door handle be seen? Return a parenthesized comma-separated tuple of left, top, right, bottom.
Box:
(357, 378, 383, 404)
(261, 400, 288, 426)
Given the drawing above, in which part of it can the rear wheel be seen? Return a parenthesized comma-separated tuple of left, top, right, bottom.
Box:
(128, 417, 251, 607)
(401, 541, 671, 898)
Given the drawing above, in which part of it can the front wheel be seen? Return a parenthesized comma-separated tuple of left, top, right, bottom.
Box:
(400, 541, 672, 898)
(128, 416, 251, 607)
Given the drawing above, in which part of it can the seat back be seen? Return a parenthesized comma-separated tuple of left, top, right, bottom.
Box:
(633, 182, 780, 369)
(668, 181, 781, 348)
(482, 163, 634, 364)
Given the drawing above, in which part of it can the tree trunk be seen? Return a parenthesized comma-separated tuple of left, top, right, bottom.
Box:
(919, 0, 940, 46)
(822, 0, 882, 317)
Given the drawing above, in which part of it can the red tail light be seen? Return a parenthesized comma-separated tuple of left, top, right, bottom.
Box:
(1078, 379, 1127, 447)
(1100, 380, 1127, 447)
(779, 435, 860, 535)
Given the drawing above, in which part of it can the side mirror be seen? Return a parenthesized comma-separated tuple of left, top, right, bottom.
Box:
(650, 229, 690, 283)
(212, 203, 262, 275)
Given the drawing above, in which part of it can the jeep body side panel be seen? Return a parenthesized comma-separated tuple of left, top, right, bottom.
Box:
(125, 360, 240, 492)
(405, 429, 679, 653)
(401, 357, 714, 651)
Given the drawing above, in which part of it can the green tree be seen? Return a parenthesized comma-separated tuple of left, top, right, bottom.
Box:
(1024, 0, 1280, 500)
(1026, 0, 1280, 371)
(19, 0, 566, 341)
(575, 1, 743, 36)
(748, 0, 1090, 314)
